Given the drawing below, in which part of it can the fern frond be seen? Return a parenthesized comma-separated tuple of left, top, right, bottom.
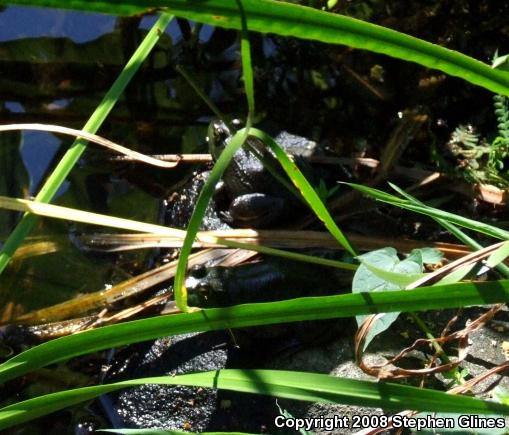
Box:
(493, 94, 509, 143)
(450, 125, 479, 149)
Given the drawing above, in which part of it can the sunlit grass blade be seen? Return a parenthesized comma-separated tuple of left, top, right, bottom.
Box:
(0, 124, 179, 168)
(486, 241, 509, 268)
(0, 13, 174, 275)
(236, 0, 255, 116)
(346, 183, 509, 240)
(0, 195, 188, 236)
(173, 0, 255, 312)
(3, 0, 509, 97)
(248, 128, 356, 256)
(390, 183, 509, 277)
(0, 194, 355, 270)
(1, 279, 508, 383)
(2, 369, 509, 430)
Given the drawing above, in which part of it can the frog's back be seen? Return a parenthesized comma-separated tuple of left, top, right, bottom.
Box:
(222, 145, 271, 195)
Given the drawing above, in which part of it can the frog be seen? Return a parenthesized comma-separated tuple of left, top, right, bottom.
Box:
(185, 256, 350, 308)
(184, 256, 353, 349)
(207, 120, 317, 228)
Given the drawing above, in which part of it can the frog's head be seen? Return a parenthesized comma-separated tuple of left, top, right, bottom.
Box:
(185, 264, 229, 308)
(207, 119, 232, 160)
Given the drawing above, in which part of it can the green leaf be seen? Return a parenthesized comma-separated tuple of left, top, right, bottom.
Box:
(410, 247, 443, 265)
(486, 241, 509, 268)
(3, 0, 509, 97)
(353, 248, 424, 349)
(1, 370, 509, 430)
(354, 248, 423, 290)
(360, 260, 425, 287)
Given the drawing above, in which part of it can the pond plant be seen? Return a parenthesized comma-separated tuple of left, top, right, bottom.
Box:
(1, 0, 509, 433)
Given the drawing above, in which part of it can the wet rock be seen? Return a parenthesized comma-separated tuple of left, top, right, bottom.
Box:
(102, 331, 230, 431)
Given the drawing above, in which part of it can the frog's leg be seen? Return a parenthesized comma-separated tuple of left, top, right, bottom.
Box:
(224, 193, 286, 228)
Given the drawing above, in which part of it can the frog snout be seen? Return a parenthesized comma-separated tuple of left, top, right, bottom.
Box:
(185, 267, 228, 307)
(185, 275, 211, 307)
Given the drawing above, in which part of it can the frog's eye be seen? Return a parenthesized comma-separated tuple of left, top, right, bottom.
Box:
(189, 264, 207, 279)
(214, 126, 229, 143)
(208, 120, 231, 154)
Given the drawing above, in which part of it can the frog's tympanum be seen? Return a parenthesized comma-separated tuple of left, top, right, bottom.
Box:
(208, 120, 314, 228)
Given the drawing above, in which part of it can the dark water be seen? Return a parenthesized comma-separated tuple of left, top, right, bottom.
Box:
(0, 7, 215, 314)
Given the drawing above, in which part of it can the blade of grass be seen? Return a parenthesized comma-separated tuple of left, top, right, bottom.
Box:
(0, 124, 179, 168)
(0, 13, 174, 274)
(0, 194, 355, 270)
(1, 279, 508, 383)
(3, 0, 509, 97)
(173, 0, 255, 312)
(346, 183, 509, 240)
(390, 183, 509, 277)
(248, 128, 356, 255)
(237, 0, 255, 118)
(2, 369, 508, 430)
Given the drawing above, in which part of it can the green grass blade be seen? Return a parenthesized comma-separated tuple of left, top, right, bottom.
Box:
(174, 0, 255, 312)
(1, 369, 508, 430)
(206, 238, 356, 270)
(390, 183, 509, 277)
(1, 279, 508, 383)
(3, 0, 509, 96)
(248, 128, 356, 255)
(0, 194, 355, 270)
(346, 183, 509, 240)
(237, 0, 254, 116)
(0, 13, 174, 274)
(173, 130, 252, 312)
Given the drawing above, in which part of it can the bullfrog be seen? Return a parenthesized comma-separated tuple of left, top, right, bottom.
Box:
(208, 120, 317, 228)
(185, 256, 350, 308)
(184, 257, 352, 351)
